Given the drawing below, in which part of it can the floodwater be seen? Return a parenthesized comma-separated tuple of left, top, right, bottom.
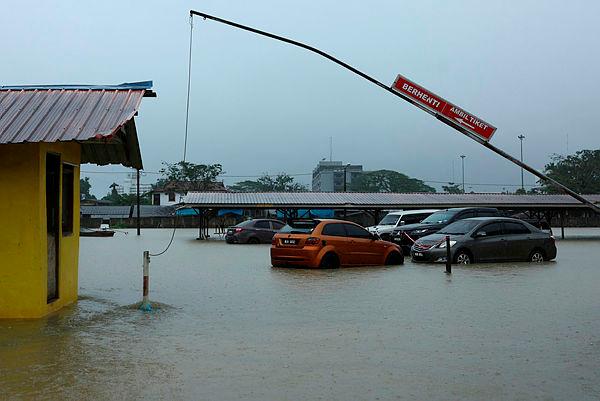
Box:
(1, 228, 600, 401)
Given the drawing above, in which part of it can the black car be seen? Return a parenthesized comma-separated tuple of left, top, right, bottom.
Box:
(225, 219, 285, 244)
(411, 217, 557, 264)
(391, 207, 500, 253)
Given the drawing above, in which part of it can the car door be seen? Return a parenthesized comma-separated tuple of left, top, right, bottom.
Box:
(471, 222, 506, 262)
(502, 221, 532, 261)
(343, 223, 381, 265)
(253, 220, 272, 242)
(321, 223, 352, 265)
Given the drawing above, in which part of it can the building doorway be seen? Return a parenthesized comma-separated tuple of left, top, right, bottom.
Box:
(46, 153, 60, 302)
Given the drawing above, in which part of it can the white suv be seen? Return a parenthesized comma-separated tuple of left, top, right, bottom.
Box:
(367, 209, 439, 241)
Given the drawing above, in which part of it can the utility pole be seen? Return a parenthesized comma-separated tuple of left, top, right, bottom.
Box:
(136, 169, 141, 235)
(518, 134, 525, 191)
(343, 163, 350, 192)
(460, 155, 466, 193)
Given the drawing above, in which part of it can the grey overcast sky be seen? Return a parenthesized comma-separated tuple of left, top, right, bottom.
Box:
(2, 0, 599, 196)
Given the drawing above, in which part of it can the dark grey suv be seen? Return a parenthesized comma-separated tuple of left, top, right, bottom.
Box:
(225, 219, 285, 244)
(411, 217, 557, 264)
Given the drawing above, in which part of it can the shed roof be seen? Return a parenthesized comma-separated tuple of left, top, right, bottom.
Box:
(0, 81, 154, 169)
(183, 192, 600, 210)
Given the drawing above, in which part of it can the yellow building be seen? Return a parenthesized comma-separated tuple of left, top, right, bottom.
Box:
(0, 82, 154, 318)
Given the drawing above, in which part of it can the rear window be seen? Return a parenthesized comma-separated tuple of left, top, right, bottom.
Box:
(236, 220, 254, 227)
(254, 220, 270, 229)
(279, 220, 318, 234)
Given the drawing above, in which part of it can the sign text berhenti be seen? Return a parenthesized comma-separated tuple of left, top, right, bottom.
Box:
(392, 74, 497, 141)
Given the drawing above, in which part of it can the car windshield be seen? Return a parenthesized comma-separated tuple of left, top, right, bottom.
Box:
(438, 220, 480, 235)
(421, 211, 456, 224)
(279, 220, 318, 234)
(378, 214, 400, 226)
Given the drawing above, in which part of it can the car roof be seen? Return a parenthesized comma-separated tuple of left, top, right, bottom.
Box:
(442, 207, 498, 212)
(387, 209, 439, 216)
(461, 217, 529, 222)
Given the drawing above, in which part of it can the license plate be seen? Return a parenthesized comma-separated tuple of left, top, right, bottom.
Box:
(414, 252, 423, 257)
(282, 239, 297, 245)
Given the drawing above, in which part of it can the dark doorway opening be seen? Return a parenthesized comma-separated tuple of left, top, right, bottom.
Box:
(46, 153, 60, 303)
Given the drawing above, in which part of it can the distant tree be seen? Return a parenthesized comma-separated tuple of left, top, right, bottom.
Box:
(442, 183, 463, 194)
(156, 161, 223, 190)
(539, 150, 600, 194)
(79, 177, 96, 200)
(350, 170, 435, 193)
(229, 173, 308, 192)
(101, 182, 151, 206)
(515, 188, 527, 195)
(101, 183, 122, 204)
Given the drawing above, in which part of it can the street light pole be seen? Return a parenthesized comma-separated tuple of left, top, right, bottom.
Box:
(518, 134, 525, 191)
(460, 155, 466, 193)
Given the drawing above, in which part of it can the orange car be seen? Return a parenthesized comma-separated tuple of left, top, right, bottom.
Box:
(270, 219, 404, 268)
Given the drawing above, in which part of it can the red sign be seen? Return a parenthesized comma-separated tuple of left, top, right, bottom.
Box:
(392, 74, 496, 141)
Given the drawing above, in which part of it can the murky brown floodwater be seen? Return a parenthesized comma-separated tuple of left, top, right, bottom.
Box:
(1, 228, 600, 401)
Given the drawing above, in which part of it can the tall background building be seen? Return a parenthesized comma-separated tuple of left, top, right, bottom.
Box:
(312, 160, 363, 192)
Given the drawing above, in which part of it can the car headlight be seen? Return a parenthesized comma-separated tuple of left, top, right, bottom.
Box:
(437, 240, 457, 248)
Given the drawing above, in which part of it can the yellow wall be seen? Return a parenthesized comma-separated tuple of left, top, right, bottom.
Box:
(0, 142, 81, 318)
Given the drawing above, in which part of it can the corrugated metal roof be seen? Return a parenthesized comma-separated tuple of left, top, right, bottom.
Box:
(0, 82, 153, 169)
(81, 205, 131, 218)
(183, 192, 600, 209)
(131, 205, 175, 217)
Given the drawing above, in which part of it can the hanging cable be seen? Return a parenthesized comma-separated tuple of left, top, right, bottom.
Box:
(149, 15, 194, 257)
(149, 221, 178, 256)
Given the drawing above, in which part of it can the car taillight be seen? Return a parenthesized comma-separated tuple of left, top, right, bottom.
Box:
(235, 228, 243, 233)
(550, 235, 555, 242)
(305, 237, 320, 246)
(271, 237, 277, 245)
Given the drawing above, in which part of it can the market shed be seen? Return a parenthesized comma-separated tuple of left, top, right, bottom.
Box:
(0, 82, 155, 318)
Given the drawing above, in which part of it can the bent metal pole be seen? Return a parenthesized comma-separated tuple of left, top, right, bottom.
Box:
(189, 10, 600, 214)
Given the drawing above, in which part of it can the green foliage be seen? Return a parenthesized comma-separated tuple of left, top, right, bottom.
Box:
(101, 183, 151, 206)
(349, 170, 435, 193)
(79, 177, 96, 200)
(157, 161, 223, 189)
(229, 173, 308, 192)
(442, 183, 463, 194)
(540, 150, 600, 194)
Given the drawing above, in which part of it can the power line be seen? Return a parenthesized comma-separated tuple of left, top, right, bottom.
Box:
(80, 170, 539, 188)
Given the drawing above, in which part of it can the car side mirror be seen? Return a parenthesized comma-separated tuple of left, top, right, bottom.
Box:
(399, 221, 405, 226)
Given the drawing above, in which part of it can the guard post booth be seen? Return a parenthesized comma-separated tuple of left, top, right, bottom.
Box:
(0, 82, 155, 318)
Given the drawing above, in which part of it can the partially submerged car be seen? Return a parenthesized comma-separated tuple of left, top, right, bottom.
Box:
(391, 207, 501, 253)
(225, 219, 285, 244)
(366, 209, 439, 241)
(271, 219, 404, 268)
(411, 217, 557, 264)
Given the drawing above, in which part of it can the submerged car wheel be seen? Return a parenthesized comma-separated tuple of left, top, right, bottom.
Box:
(529, 249, 545, 263)
(247, 237, 260, 244)
(454, 250, 472, 264)
(385, 251, 404, 265)
(319, 252, 340, 269)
